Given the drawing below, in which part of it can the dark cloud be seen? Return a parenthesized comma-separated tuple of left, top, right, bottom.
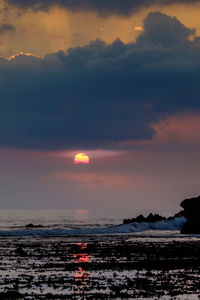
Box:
(0, 23, 15, 34)
(138, 12, 195, 46)
(0, 12, 200, 149)
(4, 0, 200, 15)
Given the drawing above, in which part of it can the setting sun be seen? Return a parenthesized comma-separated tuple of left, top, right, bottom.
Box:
(74, 153, 89, 164)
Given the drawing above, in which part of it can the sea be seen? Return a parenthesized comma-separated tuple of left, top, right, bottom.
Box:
(0, 210, 200, 299)
(0, 209, 189, 238)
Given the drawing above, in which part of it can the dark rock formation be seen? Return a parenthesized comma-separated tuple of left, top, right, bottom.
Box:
(180, 195, 200, 234)
(0, 291, 23, 299)
(123, 211, 184, 225)
(25, 223, 43, 228)
(15, 246, 28, 257)
(123, 213, 166, 224)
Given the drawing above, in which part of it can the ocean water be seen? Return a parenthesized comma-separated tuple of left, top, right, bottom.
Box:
(0, 209, 121, 228)
(0, 209, 188, 237)
(0, 210, 199, 299)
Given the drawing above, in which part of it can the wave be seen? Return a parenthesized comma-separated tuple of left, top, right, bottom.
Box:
(0, 216, 186, 237)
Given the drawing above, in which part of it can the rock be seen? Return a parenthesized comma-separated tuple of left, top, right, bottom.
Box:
(0, 290, 23, 299)
(180, 195, 200, 233)
(123, 213, 166, 225)
(123, 211, 184, 225)
(15, 246, 28, 257)
(25, 223, 43, 228)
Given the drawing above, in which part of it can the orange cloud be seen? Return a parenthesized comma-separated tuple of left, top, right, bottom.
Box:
(3, 2, 200, 59)
(152, 113, 200, 145)
(120, 113, 200, 150)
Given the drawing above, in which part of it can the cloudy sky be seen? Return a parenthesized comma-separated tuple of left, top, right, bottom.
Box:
(1, 0, 200, 216)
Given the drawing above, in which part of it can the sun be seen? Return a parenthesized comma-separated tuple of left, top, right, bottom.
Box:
(74, 153, 90, 164)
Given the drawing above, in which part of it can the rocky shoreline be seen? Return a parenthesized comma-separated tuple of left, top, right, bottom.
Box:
(124, 195, 200, 235)
(181, 195, 200, 234)
(0, 235, 199, 299)
(123, 211, 184, 225)
(0, 195, 199, 299)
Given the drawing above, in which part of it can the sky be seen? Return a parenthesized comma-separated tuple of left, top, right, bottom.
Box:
(1, 0, 200, 216)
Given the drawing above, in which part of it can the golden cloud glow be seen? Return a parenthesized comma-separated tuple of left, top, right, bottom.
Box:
(8, 51, 43, 60)
(0, 3, 144, 58)
(1, 2, 200, 59)
(134, 26, 144, 31)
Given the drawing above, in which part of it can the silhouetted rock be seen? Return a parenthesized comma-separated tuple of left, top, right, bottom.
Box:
(123, 213, 167, 224)
(180, 195, 200, 234)
(25, 223, 43, 228)
(0, 290, 23, 299)
(15, 246, 28, 257)
(123, 211, 184, 225)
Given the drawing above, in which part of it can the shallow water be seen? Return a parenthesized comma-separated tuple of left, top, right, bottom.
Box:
(0, 235, 200, 299)
(0, 210, 199, 299)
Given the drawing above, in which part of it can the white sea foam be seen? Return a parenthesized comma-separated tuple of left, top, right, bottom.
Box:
(0, 216, 186, 236)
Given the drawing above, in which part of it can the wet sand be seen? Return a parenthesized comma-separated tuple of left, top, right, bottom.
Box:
(0, 235, 200, 299)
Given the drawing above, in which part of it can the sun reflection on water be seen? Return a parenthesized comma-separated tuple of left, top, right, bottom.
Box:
(74, 242, 90, 297)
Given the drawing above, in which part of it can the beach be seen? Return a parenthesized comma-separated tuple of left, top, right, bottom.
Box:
(0, 232, 200, 299)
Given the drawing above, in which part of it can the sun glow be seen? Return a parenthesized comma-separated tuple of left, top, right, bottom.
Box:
(8, 52, 43, 61)
(74, 153, 89, 164)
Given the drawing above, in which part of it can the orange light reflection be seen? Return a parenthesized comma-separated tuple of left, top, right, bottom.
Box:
(74, 242, 90, 297)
